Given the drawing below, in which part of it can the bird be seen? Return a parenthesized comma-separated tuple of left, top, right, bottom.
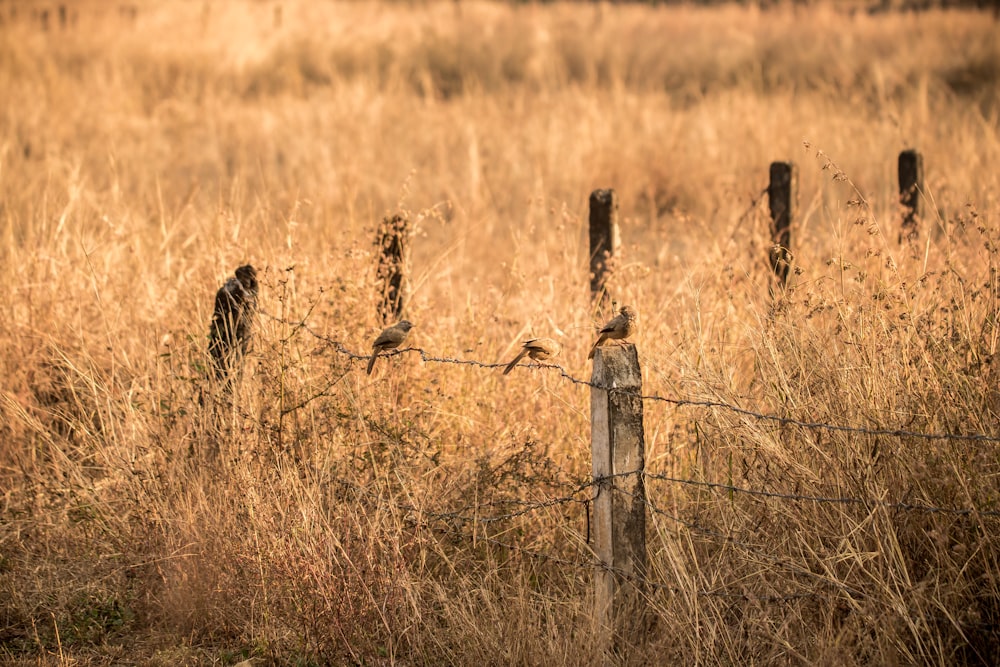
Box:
(503, 337, 560, 375)
(588, 305, 637, 359)
(367, 320, 414, 375)
(208, 264, 259, 379)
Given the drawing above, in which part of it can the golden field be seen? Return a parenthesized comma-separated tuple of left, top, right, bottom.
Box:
(2, 1, 1000, 664)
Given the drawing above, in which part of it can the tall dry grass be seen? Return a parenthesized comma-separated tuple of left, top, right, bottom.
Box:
(2, 0, 1000, 664)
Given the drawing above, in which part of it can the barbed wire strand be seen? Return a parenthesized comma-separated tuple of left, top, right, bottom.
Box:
(361, 468, 1000, 526)
(326, 471, 820, 603)
(326, 469, 960, 603)
(333, 470, 1000, 612)
(640, 471, 1000, 518)
(261, 311, 1000, 446)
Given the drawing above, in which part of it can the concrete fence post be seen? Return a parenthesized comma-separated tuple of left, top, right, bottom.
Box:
(590, 343, 646, 653)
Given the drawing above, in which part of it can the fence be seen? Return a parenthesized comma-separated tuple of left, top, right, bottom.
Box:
(231, 312, 1000, 654)
(205, 147, 986, 655)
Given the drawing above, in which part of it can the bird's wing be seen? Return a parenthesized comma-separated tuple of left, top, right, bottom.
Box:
(373, 329, 397, 347)
(599, 316, 622, 334)
(525, 338, 556, 355)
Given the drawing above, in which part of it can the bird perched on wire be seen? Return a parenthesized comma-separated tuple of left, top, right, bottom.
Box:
(367, 320, 414, 375)
(503, 337, 560, 375)
(208, 264, 259, 380)
(588, 305, 637, 359)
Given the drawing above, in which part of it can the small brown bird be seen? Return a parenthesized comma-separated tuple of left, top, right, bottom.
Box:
(503, 337, 560, 375)
(588, 305, 637, 359)
(367, 320, 414, 375)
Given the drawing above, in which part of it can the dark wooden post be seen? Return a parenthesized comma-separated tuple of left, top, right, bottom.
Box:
(589, 189, 620, 311)
(591, 343, 646, 651)
(375, 213, 409, 324)
(208, 265, 259, 385)
(899, 149, 924, 243)
(768, 161, 796, 290)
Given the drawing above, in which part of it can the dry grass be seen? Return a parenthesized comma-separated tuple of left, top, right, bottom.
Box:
(2, 0, 1000, 664)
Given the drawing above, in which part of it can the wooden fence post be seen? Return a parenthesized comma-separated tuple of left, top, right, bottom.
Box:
(768, 161, 796, 290)
(591, 343, 646, 653)
(589, 189, 620, 311)
(899, 149, 923, 243)
(375, 213, 409, 324)
(208, 264, 259, 385)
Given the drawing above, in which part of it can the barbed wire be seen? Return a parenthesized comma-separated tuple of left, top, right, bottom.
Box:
(238, 312, 1000, 527)
(373, 469, 1000, 525)
(429, 519, 820, 603)
(322, 467, 993, 600)
(404, 474, 987, 603)
(326, 467, 1000, 617)
(640, 471, 1000, 518)
(247, 310, 998, 602)
(635, 486, 865, 600)
(395, 483, 591, 526)
(325, 471, 822, 603)
(414, 496, 996, 629)
(262, 311, 1000, 446)
(226, 391, 996, 606)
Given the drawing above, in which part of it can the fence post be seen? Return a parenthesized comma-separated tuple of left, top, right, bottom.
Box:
(898, 149, 923, 243)
(591, 343, 646, 653)
(768, 161, 796, 290)
(208, 264, 259, 385)
(375, 213, 409, 324)
(589, 189, 620, 312)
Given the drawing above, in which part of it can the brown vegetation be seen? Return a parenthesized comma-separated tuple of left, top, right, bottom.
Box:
(2, 1, 1000, 664)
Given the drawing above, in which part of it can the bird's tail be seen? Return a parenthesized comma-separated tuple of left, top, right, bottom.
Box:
(587, 335, 605, 360)
(503, 349, 528, 375)
(366, 351, 379, 375)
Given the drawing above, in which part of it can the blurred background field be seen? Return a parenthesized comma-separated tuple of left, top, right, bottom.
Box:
(2, 1, 1000, 664)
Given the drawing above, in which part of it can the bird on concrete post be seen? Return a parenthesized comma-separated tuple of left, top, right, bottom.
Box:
(503, 337, 560, 375)
(588, 305, 637, 359)
(208, 264, 259, 380)
(367, 320, 414, 375)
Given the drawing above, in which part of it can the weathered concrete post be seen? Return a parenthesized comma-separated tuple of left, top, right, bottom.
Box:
(591, 343, 646, 653)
